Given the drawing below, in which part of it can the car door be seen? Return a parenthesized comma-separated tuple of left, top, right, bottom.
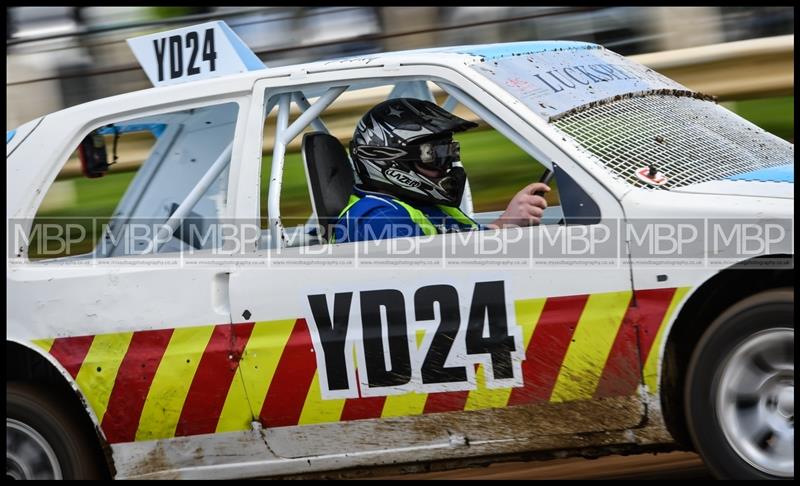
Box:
(225, 66, 675, 464)
(8, 95, 262, 461)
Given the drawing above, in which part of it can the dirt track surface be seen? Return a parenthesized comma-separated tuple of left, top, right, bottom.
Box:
(372, 451, 712, 480)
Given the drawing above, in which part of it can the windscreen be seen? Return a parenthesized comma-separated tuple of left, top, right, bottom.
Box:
(469, 45, 686, 121)
(550, 94, 793, 190)
(471, 46, 794, 190)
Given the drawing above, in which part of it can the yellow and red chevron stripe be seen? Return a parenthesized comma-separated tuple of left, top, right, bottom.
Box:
(31, 287, 688, 444)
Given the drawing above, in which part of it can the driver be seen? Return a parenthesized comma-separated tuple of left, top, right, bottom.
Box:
(332, 98, 550, 243)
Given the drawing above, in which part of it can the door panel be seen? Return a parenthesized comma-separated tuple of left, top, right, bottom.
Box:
(228, 68, 660, 460)
(13, 265, 259, 443)
(227, 224, 660, 458)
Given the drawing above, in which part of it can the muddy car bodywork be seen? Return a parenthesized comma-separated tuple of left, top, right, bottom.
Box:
(7, 32, 794, 479)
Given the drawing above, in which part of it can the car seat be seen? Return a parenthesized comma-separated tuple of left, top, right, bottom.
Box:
(301, 131, 355, 243)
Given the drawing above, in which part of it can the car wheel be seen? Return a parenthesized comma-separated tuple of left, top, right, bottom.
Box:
(7, 382, 107, 479)
(685, 288, 794, 479)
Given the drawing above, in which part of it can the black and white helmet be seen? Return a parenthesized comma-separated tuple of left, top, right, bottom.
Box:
(350, 98, 478, 206)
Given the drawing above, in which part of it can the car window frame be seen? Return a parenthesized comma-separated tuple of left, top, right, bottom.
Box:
(239, 63, 624, 253)
(20, 94, 253, 263)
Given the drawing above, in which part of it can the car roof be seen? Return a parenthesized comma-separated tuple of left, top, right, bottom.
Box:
(253, 40, 599, 80)
(293, 40, 599, 69)
(43, 40, 602, 122)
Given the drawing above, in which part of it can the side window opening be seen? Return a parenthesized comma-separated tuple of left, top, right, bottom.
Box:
(29, 102, 240, 260)
(447, 107, 562, 225)
(258, 78, 587, 250)
(31, 130, 154, 260)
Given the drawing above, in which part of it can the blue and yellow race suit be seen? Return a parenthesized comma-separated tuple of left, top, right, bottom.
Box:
(332, 187, 479, 244)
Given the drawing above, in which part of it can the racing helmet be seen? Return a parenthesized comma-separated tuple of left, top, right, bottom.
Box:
(350, 98, 478, 206)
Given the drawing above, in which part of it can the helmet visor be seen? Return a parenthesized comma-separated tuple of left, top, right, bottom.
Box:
(414, 140, 461, 169)
(352, 140, 461, 169)
(353, 140, 461, 169)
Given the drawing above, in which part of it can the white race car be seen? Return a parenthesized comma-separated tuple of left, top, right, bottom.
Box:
(7, 22, 793, 479)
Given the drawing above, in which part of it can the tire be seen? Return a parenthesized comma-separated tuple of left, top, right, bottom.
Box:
(685, 288, 794, 479)
(7, 382, 107, 479)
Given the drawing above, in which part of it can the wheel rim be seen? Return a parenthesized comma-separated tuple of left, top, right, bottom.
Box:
(716, 328, 794, 477)
(6, 419, 63, 480)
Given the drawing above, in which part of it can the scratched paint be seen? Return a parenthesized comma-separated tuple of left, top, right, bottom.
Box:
(29, 288, 686, 444)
